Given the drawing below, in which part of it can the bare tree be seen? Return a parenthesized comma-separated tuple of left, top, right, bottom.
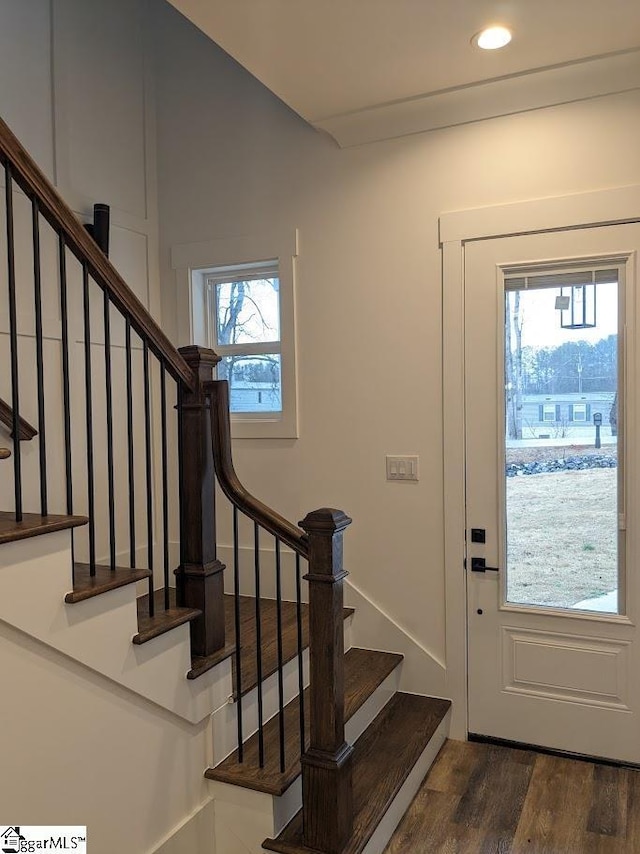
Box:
(506, 290, 524, 440)
(215, 279, 279, 394)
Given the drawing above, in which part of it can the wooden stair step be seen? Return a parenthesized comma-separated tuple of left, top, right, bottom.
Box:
(262, 693, 451, 854)
(205, 647, 403, 796)
(0, 511, 87, 545)
(133, 587, 201, 645)
(188, 594, 354, 688)
(65, 563, 152, 603)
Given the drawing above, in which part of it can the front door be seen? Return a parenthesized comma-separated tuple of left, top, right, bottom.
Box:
(466, 223, 640, 762)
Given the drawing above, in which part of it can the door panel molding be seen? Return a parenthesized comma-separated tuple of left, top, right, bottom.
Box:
(502, 626, 630, 710)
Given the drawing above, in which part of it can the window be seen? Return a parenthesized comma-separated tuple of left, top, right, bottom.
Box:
(206, 261, 283, 415)
(572, 403, 587, 422)
(542, 404, 556, 422)
(172, 228, 298, 438)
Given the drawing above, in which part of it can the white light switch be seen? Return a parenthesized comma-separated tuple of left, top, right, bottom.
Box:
(386, 455, 419, 481)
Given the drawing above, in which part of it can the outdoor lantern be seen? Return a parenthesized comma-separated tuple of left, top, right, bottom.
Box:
(557, 282, 597, 329)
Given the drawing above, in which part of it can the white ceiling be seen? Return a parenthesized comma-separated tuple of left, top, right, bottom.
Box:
(168, 0, 640, 146)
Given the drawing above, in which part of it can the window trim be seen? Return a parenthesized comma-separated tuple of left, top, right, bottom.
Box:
(572, 403, 587, 422)
(172, 229, 299, 439)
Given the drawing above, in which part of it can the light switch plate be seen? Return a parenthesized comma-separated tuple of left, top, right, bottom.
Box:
(386, 455, 419, 481)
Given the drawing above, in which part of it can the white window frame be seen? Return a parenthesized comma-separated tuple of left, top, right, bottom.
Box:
(172, 229, 299, 439)
(542, 404, 556, 422)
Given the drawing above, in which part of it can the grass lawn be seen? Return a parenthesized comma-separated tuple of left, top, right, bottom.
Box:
(506, 468, 618, 608)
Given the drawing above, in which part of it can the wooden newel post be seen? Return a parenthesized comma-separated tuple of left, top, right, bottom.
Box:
(175, 345, 226, 656)
(299, 507, 353, 854)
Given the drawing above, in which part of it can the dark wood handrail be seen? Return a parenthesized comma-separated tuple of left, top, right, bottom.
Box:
(207, 379, 309, 558)
(0, 116, 195, 391)
(0, 396, 37, 440)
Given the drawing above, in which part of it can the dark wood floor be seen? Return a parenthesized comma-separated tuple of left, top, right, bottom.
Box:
(385, 740, 640, 853)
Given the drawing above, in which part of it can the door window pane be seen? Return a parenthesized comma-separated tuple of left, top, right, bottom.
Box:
(504, 271, 620, 613)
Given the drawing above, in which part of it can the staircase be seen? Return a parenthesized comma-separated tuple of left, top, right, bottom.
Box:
(0, 115, 451, 854)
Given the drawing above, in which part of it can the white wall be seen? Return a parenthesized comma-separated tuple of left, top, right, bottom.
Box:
(0, 0, 160, 313)
(153, 1, 640, 687)
(0, 4, 212, 852)
(0, 619, 212, 854)
(0, 0, 176, 577)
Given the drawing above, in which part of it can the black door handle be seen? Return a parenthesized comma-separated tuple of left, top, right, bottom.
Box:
(471, 557, 499, 573)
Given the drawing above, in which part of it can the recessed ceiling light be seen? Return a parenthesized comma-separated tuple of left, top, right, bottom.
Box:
(473, 25, 512, 50)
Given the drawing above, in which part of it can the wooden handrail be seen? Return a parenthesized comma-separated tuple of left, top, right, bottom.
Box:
(0, 396, 37, 441)
(207, 379, 309, 558)
(0, 116, 195, 391)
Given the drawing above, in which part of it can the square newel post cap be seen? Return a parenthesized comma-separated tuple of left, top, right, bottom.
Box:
(178, 345, 221, 384)
(299, 508, 352, 535)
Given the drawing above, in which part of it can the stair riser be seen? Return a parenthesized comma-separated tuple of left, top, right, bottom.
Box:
(210, 785, 279, 854)
(209, 660, 402, 843)
(0, 531, 232, 723)
(212, 648, 310, 766)
(212, 615, 353, 766)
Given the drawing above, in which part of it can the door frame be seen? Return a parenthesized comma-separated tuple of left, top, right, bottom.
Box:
(440, 184, 640, 740)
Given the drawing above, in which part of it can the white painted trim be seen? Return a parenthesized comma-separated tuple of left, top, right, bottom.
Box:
(172, 229, 299, 439)
(440, 184, 640, 244)
(315, 50, 640, 148)
(441, 185, 640, 742)
(442, 239, 468, 740)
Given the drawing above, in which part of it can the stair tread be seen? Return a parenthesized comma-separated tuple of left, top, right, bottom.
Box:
(189, 594, 354, 690)
(0, 512, 88, 545)
(262, 692, 451, 854)
(205, 647, 403, 796)
(65, 563, 152, 603)
(133, 587, 201, 644)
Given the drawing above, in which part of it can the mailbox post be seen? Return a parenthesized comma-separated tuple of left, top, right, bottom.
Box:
(593, 411, 602, 449)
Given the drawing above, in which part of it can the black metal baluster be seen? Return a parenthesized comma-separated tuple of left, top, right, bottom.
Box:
(143, 340, 154, 614)
(58, 235, 73, 519)
(58, 236, 75, 578)
(5, 163, 22, 521)
(275, 537, 286, 772)
(82, 263, 96, 573)
(177, 382, 184, 573)
(233, 506, 244, 762)
(160, 361, 170, 610)
(296, 553, 305, 754)
(103, 289, 115, 568)
(31, 199, 47, 516)
(254, 522, 265, 768)
(125, 318, 136, 568)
